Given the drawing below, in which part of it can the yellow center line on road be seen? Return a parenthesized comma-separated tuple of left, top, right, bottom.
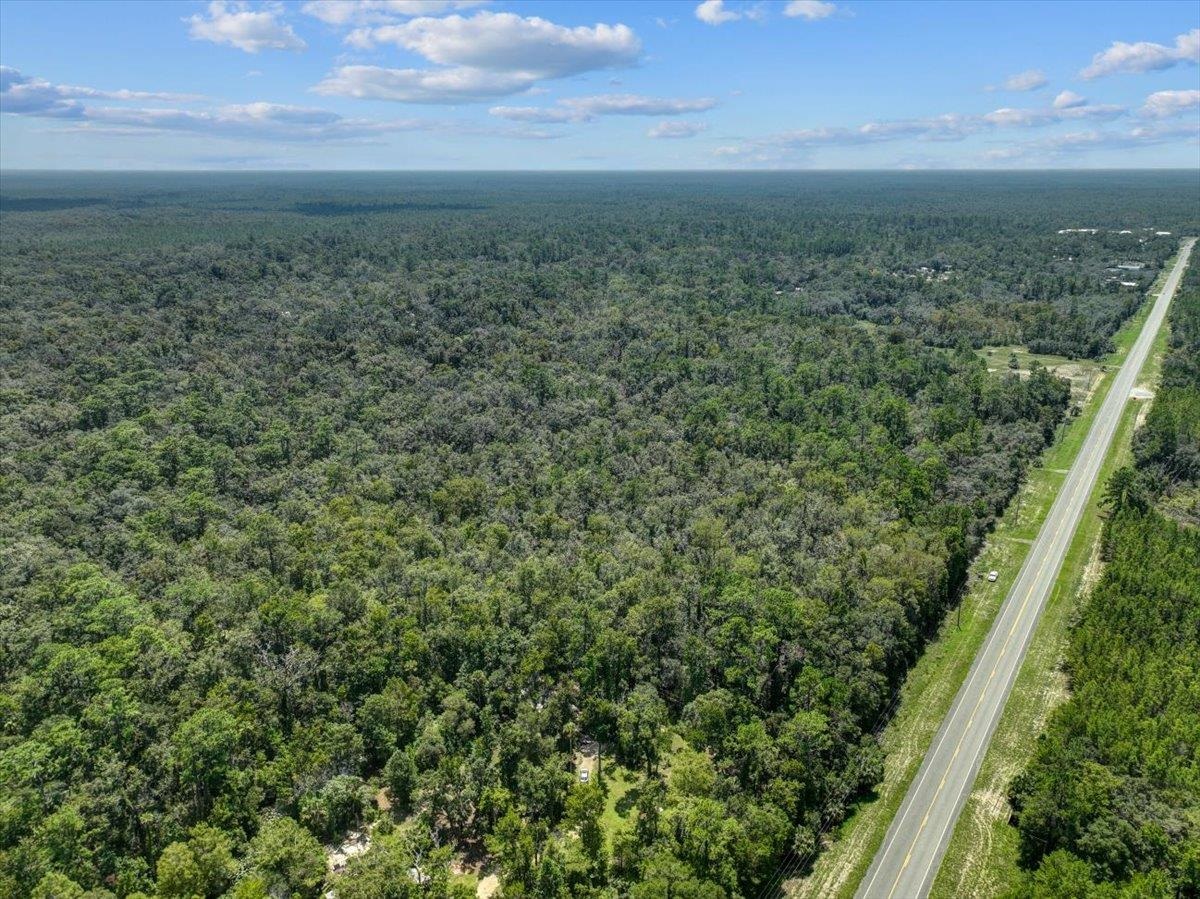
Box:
(910, 456, 1113, 893)
(882, 439, 1099, 899)
(906, 277, 1189, 893)
(895, 315, 1161, 895)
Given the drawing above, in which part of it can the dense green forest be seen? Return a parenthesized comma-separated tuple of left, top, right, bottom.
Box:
(0, 173, 1196, 899)
(1008, 251, 1200, 897)
(2, 171, 1193, 358)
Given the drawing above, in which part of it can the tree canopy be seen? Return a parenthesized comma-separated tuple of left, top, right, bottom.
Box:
(1, 172, 1196, 898)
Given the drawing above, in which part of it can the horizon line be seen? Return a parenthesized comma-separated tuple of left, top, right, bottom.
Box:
(3, 167, 1198, 175)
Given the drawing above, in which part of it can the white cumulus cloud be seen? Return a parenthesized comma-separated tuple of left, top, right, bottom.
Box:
(984, 99, 1122, 127)
(695, 0, 741, 25)
(322, 10, 641, 103)
(1081, 28, 1200, 79)
(313, 65, 537, 104)
(187, 1, 306, 53)
(1, 66, 567, 144)
(784, 1, 838, 21)
(0, 66, 201, 117)
(301, 1, 486, 26)
(1052, 90, 1086, 109)
(345, 11, 639, 75)
(985, 69, 1048, 92)
(1140, 89, 1200, 118)
(1003, 69, 1047, 91)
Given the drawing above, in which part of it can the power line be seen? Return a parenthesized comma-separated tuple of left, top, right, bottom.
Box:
(755, 676, 911, 898)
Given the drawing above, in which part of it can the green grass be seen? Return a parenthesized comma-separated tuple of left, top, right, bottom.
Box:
(789, 461, 1069, 899)
(451, 871, 480, 893)
(788, 258, 1178, 899)
(976, 346, 1102, 406)
(598, 760, 639, 843)
(594, 734, 688, 847)
(1137, 298, 1173, 390)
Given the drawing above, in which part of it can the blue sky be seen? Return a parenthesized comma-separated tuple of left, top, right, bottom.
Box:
(1, 0, 1197, 169)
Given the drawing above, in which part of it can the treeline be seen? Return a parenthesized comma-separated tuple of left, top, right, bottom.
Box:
(3, 171, 1194, 359)
(1134, 255, 1200, 513)
(1008, 251, 1200, 897)
(0, 174, 1190, 899)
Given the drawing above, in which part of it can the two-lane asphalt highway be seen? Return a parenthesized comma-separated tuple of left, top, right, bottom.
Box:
(857, 238, 1196, 899)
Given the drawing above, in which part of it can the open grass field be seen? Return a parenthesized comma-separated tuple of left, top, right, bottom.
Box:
(977, 346, 1104, 405)
(599, 761, 640, 843)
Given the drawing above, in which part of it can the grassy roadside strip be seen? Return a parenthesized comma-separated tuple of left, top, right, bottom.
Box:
(787, 254, 1180, 899)
(928, 269, 1179, 898)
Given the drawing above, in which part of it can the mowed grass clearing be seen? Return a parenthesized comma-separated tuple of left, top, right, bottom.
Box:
(597, 733, 688, 846)
(977, 346, 1103, 406)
